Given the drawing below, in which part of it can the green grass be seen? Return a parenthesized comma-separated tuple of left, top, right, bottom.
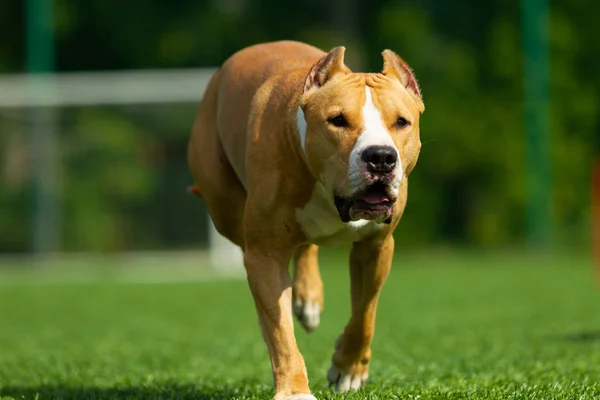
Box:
(1, 249, 600, 399)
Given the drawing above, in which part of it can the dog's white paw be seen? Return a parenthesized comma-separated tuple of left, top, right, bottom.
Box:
(293, 299, 321, 332)
(285, 395, 317, 400)
(327, 364, 368, 392)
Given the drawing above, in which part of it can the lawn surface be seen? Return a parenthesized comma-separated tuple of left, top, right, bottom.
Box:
(1, 249, 600, 399)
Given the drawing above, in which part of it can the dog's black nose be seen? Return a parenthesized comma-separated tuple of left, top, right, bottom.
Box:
(361, 145, 397, 173)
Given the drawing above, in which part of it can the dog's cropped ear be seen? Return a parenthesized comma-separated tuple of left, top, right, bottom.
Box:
(382, 50, 422, 99)
(303, 46, 349, 93)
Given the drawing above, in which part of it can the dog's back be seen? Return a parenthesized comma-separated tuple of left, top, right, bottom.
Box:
(213, 41, 325, 186)
(187, 41, 324, 248)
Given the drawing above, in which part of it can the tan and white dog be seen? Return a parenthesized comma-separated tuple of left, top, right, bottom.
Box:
(187, 40, 424, 400)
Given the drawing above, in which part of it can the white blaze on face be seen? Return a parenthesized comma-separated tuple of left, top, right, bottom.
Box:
(296, 107, 308, 151)
(348, 86, 402, 195)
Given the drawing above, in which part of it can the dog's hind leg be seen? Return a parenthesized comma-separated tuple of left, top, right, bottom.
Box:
(188, 69, 247, 249)
(292, 244, 323, 332)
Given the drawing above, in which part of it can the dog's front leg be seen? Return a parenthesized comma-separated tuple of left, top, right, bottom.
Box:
(244, 248, 317, 400)
(327, 234, 394, 392)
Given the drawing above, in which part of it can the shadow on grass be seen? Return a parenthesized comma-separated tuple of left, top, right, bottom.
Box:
(0, 383, 272, 400)
(559, 330, 600, 343)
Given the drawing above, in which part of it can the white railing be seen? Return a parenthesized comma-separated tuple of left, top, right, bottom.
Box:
(0, 68, 243, 271)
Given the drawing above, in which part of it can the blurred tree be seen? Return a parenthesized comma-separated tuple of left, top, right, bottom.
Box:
(0, 0, 24, 72)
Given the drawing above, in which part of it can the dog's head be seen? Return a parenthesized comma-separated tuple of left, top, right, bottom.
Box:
(297, 46, 424, 224)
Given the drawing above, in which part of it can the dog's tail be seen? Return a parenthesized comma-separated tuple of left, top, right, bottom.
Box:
(187, 184, 202, 198)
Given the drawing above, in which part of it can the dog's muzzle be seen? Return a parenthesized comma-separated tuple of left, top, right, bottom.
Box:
(334, 181, 396, 224)
(335, 145, 400, 224)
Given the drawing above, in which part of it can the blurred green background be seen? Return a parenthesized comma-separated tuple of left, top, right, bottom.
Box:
(0, 0, 598, 254)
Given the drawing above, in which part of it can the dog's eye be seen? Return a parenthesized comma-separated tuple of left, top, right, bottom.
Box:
(396, 117, 410, 128)
(328, 114, 348, 127)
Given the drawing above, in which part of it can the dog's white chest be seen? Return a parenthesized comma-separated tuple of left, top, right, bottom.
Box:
(295, 183, 383, 245)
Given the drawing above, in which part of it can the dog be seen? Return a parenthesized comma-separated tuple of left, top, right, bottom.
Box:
(187, 40, 424, 400)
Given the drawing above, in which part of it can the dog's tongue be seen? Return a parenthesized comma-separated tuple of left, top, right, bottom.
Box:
(363, 192, 389, 204)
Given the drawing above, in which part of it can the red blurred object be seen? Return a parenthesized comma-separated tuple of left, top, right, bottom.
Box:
(593, 159, 600, 280)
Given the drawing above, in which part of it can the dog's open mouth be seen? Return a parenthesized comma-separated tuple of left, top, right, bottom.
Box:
(334, 182, 394, 224)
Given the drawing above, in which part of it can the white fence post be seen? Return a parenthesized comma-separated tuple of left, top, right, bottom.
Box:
(208, 218, 244, 273)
